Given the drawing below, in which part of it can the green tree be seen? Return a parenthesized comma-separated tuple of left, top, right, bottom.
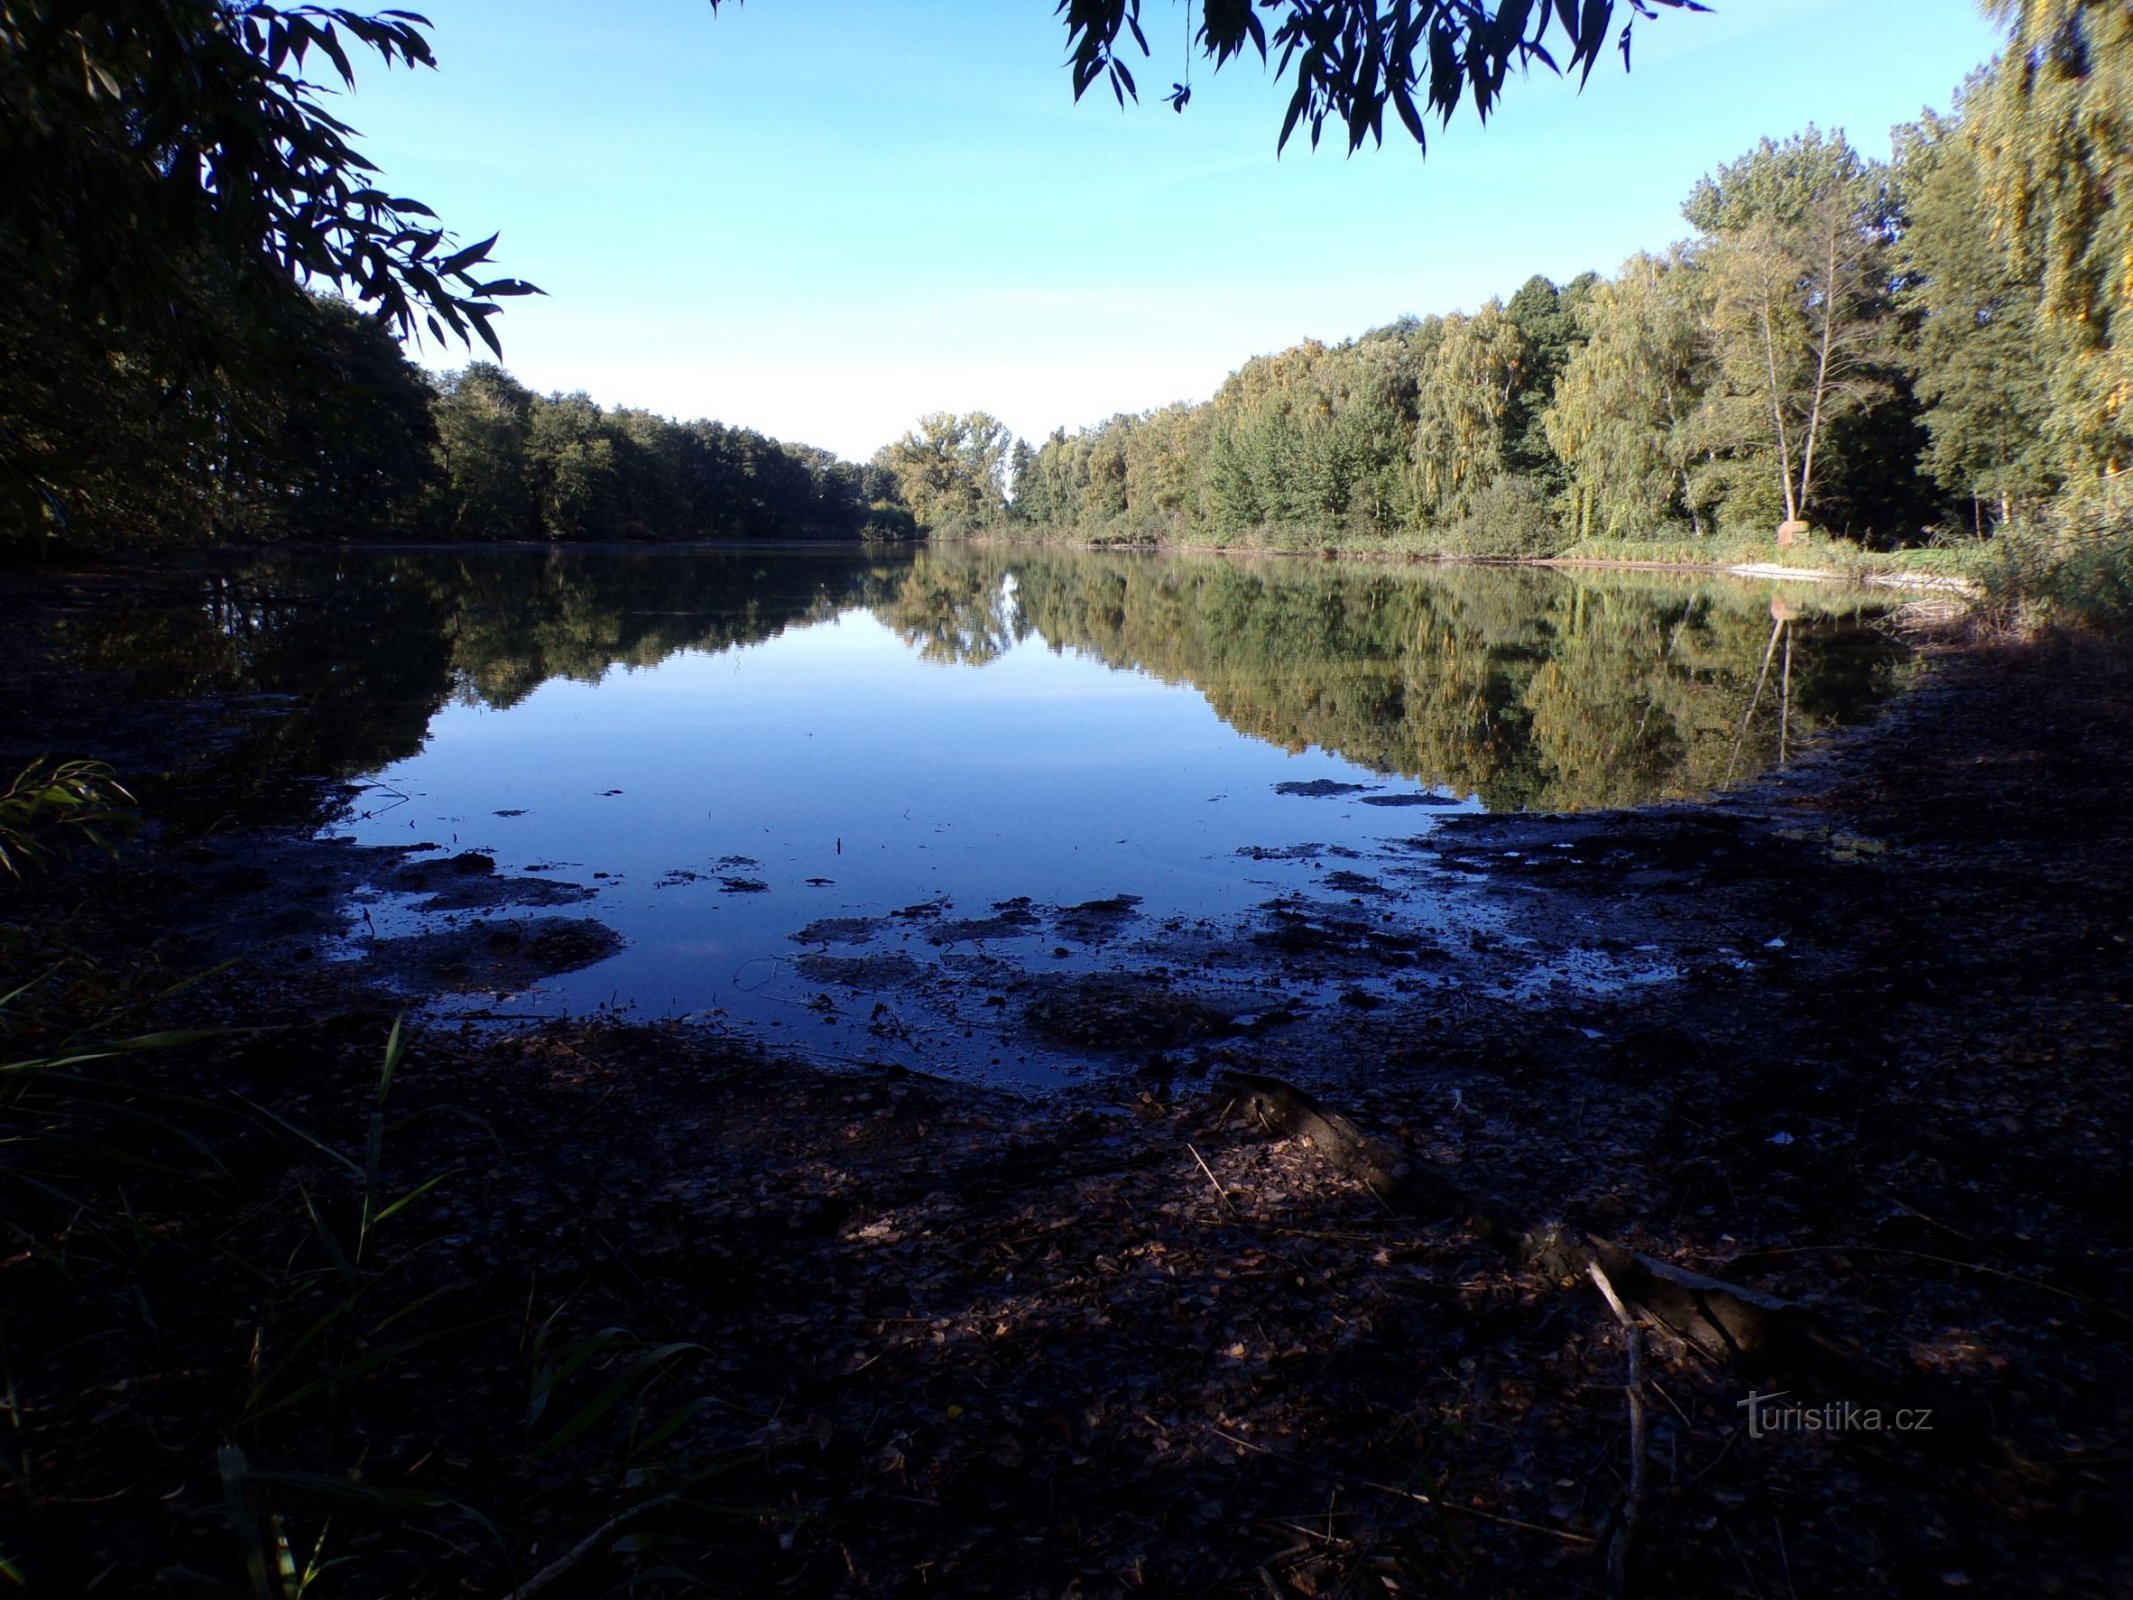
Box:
(235, 296, 440, 539)
(1007, 438, 1046, 524)
(1044, 0, 1706, 153)
(1411, 301, 1525, 521)
(1020, 430, 1080, 530)
(526, 392, 623, 542)
(1974, 0, 2133, 478)
(0, 1, 533, 337)
(701, 0, 1703, 154)
(1, 2, 534, 545)
(432, 364, 536, 541)
(605, 407, 693, 540)
(879, 411, 1014, 531)
(1893, 91, 2059, 528)
(1192, 330, 1427, 538)
(1500, 273, 1598, 490)
(1201, 343, 1331, 531)
(1122, 402, 1211, 535)
(1081, 420, 1133, 522)
(2, 273, 431, 545)
(1546, 250, 1711, 539)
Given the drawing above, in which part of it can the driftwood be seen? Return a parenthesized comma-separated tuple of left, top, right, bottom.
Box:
(1218, 1070, 1845, 1371)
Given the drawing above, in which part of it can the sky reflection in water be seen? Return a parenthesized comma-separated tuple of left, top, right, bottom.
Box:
(317, 547, 1908, 1085)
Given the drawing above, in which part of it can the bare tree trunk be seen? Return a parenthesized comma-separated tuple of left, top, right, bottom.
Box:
(1757, 294, 1799, 525)
(1796, 218, 1844, 521)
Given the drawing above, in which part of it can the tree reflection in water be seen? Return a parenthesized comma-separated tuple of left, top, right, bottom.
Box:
(66, 544, 1910, 830)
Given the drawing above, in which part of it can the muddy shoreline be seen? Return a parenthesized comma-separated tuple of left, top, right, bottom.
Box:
(3, 568, 2130, 1596)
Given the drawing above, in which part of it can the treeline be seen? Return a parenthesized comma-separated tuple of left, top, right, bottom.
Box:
(930, 16, 2125, 557)
(424, 366, 912, 545)
(1, 289, 909, 551)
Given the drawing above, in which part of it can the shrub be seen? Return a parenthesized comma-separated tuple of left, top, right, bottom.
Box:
(1976, 496, 2133, 632)
(1440, 476, 1567, 557)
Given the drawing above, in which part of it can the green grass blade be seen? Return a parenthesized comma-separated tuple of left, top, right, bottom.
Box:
(228, 1093, 361, 1175)
(218, 1446, 274, 1600)
(368, 1170, 449, 1230)
(376, 1015, 406, 1106)
(536, 1342, 708, 1458)
(243, 1314, 508, 1427)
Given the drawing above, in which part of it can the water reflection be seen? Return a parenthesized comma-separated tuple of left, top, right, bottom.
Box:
(880, 547, 1905, 811)
(69, 544, 1908, 825)
(64, 547, 904, 823)
(66, 545, 1911, 1083)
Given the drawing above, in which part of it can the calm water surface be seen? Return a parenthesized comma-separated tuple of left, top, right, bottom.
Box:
(108, 545, 1913, 1084)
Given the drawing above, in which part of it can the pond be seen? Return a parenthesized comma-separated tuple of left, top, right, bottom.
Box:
(87, 545, 1913, 1085)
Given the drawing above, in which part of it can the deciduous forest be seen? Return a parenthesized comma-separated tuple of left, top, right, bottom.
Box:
(911, 22, 2132, 632)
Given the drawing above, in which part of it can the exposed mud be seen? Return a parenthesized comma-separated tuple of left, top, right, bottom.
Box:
(392, 852, 598, 913)
(1020, 974, 1245, 1051)
(361, 915, 625, 996)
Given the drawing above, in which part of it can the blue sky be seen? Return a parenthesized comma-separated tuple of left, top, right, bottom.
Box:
(344, 0, 2009, 462)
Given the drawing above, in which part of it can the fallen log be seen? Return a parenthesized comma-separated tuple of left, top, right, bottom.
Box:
(1220, 1069, 1412, 1198)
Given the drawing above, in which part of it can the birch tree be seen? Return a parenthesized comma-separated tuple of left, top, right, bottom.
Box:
(1685, 129, 1892, 532)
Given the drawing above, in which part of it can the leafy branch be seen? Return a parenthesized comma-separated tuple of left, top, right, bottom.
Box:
(1, 2, 540, 357)
(1053, 0, 1711, 154)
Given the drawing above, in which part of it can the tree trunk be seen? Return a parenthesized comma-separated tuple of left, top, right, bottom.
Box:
(1757, 295, 1800, 525)
(1795, 217, 1844, 520)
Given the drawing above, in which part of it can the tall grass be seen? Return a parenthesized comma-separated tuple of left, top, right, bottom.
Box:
(1, 959, 757, 1595)
(0, 759, 136, 879)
